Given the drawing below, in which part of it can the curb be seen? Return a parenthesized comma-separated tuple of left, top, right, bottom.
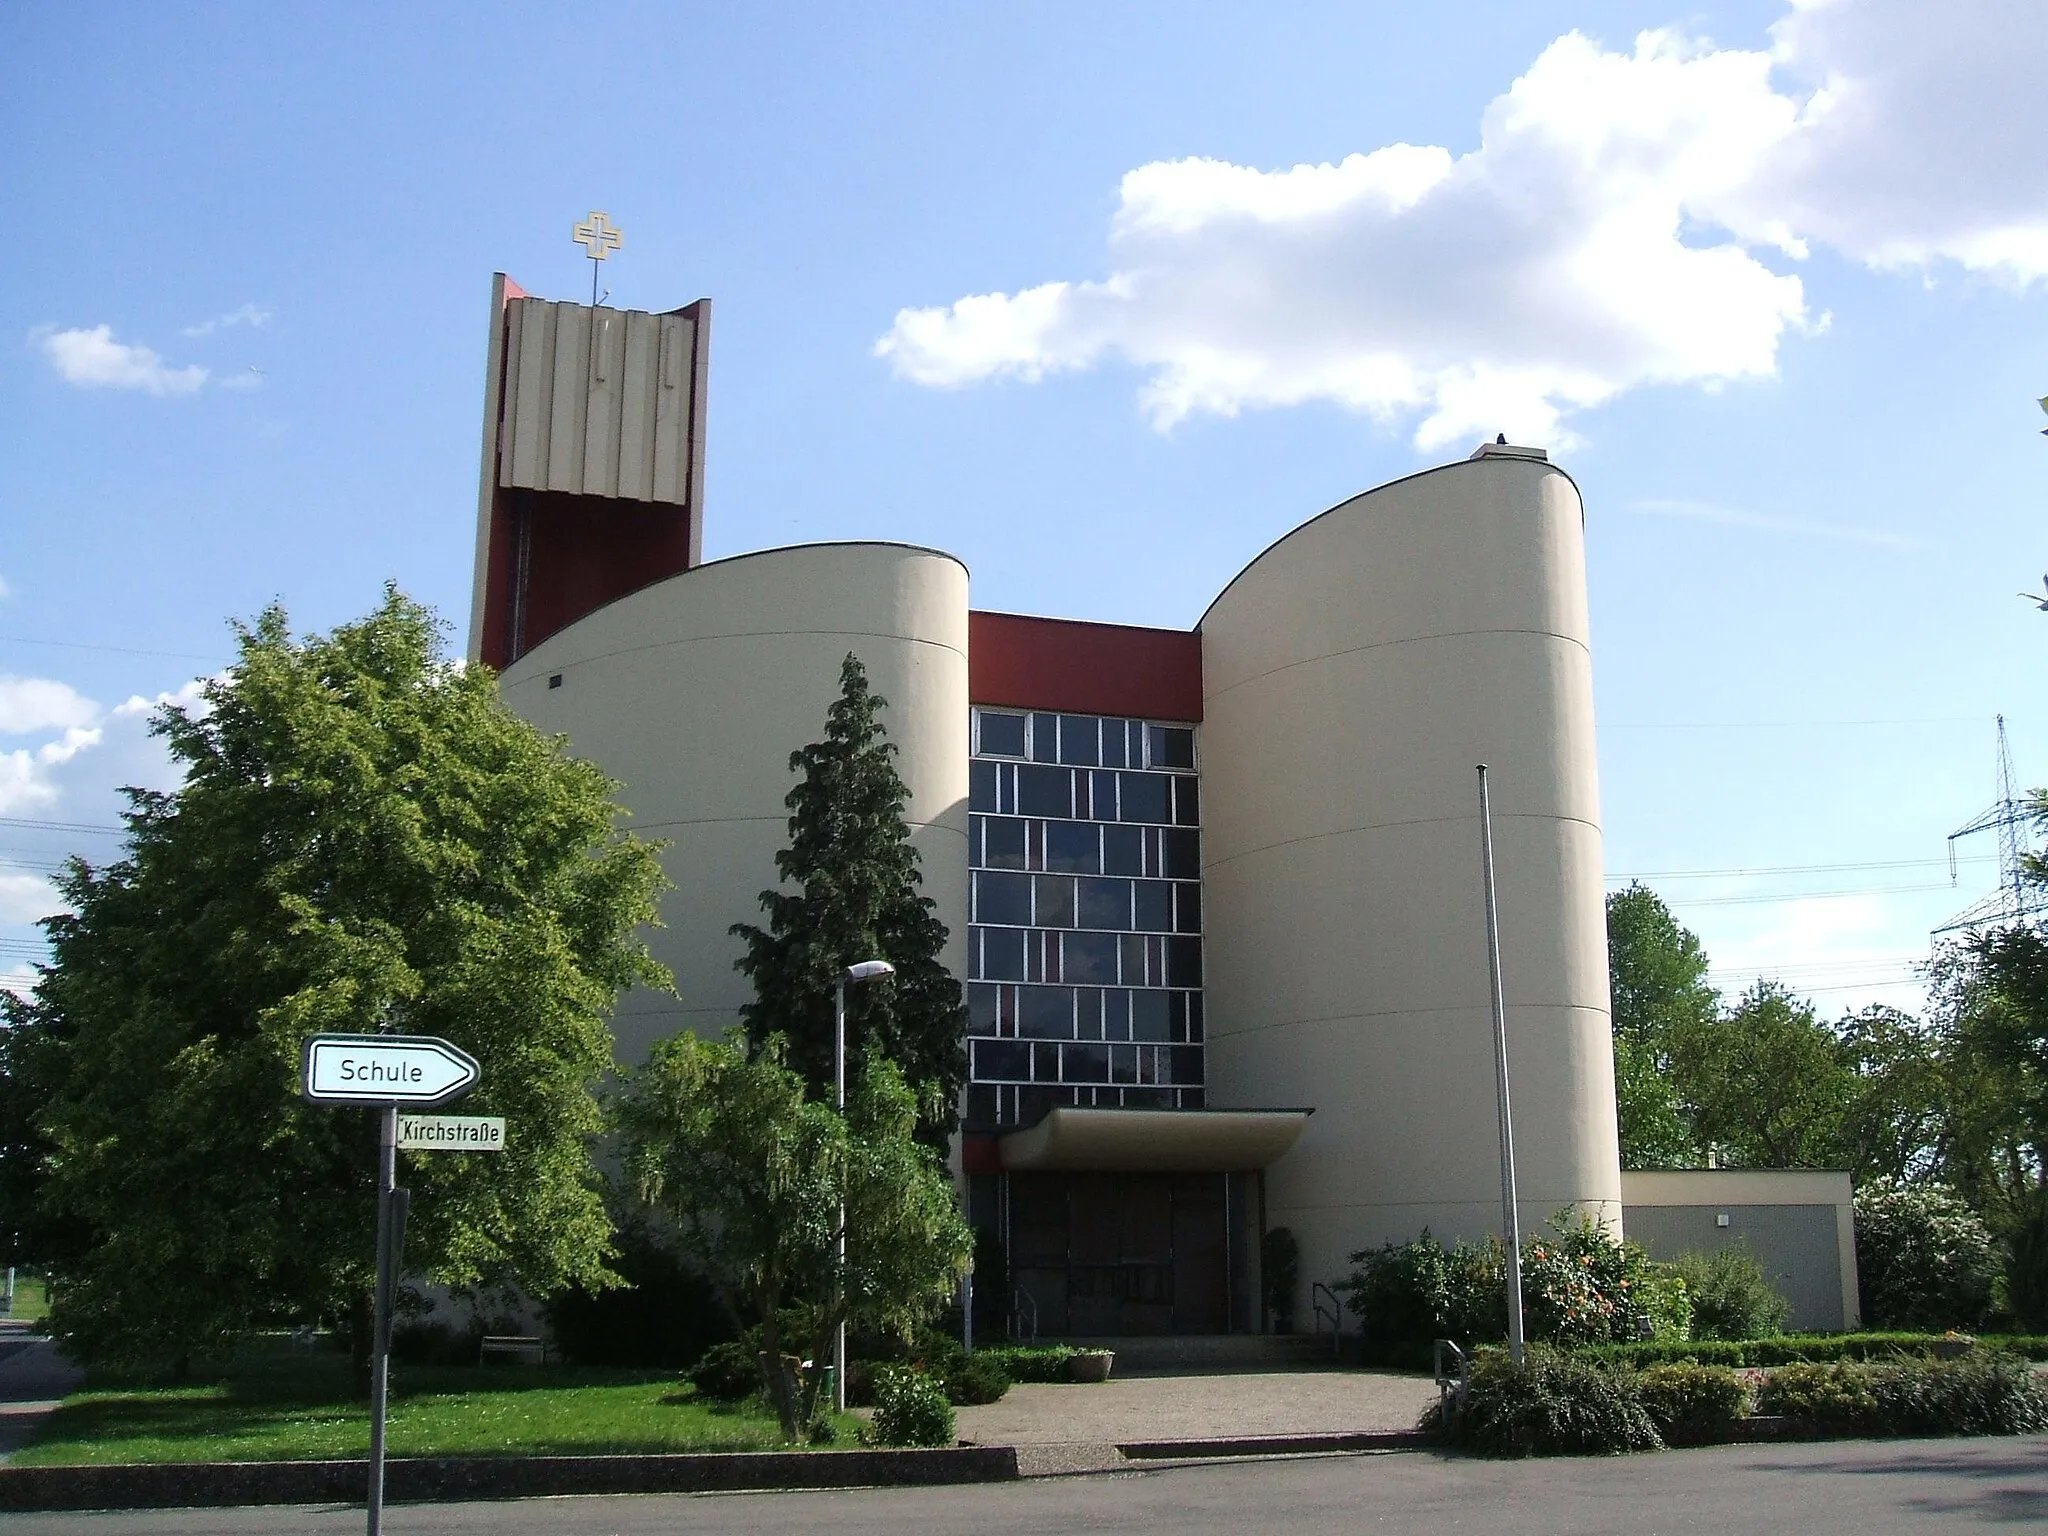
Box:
(0, 1445, 1021, 1512)
(1118, 1430, 1432, 1459)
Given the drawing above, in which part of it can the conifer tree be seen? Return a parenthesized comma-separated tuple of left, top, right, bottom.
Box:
(731, 654, 967, 1140)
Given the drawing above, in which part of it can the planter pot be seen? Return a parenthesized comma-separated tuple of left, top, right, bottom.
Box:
(1068, 1351, 1115, 1383)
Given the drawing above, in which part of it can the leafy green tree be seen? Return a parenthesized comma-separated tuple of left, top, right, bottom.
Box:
(1673, 981, 1855, 1169)
(1605, 884, 1717, 1167)
(616, 1031, 971, 1440)
(730, 653, 967, 1141)
(1853, 1178, 1999, 1331)
(0, 588, 668, 1369)
(1926, 926, 2048, 1215)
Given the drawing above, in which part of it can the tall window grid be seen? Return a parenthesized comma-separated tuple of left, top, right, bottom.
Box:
(966, 707, 1203, 1127)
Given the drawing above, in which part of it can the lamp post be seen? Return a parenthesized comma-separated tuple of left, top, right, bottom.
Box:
(1476, 766, 1527, 1368)
(835, 959, 895, 1413)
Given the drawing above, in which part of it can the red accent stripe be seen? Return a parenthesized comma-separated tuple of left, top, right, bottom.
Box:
(969, 611, 1202, 721)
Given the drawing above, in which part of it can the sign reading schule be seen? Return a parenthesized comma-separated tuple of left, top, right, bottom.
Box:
(301, 1034, 482, 1107)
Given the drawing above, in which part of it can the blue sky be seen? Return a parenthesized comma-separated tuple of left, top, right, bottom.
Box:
(4, 0, 2045, 1013)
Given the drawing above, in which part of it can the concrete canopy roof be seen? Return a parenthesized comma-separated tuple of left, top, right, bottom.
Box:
(997, 1107, 1312, 1173)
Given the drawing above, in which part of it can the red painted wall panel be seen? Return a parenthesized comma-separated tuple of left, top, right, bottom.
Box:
(969, 610, 1202, 721)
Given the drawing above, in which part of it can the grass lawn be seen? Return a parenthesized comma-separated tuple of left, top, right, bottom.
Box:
(2, 1276, 48, 1324)
(13, 1343, 864, 1467)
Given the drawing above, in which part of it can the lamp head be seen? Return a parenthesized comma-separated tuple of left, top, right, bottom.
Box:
(845, 960, 896, 983)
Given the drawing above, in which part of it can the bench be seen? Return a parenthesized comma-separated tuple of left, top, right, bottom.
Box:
(478, 1334, 547, 1366)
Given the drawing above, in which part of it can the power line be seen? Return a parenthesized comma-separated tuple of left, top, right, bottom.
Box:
(0, 817, 123, 835)
(1658, 882, 1959, 908)
(0, 634, 227, 664)
(1609, 854, 1995, 882)
(1602, 716, 1988, 731)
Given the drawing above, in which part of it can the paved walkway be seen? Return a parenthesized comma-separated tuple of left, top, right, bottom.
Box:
(954, 1367, 1436, 1473)
(0, 1321, 82, 1463)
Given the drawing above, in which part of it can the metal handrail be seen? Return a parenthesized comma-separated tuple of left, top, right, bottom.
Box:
(1433, 1338, 1470, 1421)
(1310, 1281, 1342, 1360)
(1010, 1286, 1039, 1343)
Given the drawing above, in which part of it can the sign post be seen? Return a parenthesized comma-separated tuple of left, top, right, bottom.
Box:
(303, 1034, 481, 1536)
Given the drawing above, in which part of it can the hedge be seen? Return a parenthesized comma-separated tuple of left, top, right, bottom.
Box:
(1581, 1332, 2048, 1369)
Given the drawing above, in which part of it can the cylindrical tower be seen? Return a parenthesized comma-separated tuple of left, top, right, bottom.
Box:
(499, 541, 971, 1064)
(1197, 448, 1620, 1304)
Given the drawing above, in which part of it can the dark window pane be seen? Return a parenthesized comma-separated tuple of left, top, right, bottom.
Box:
(1103, 989, 1131, 1041)
(1074, 988, 1103, 1040)
(1089, 770, 1122, 831)
(1186, 991, 1203, 1041)
(1168, 936, 1203, 989)
(1018, 986, 1075, 1038)
(1058, 715, 1100, 766)
(1149, 725, 1196, 770)
(1063, 1042, 1110, 1083)
(1162, 828, 1201, 878)
(1027, 713, 1059, 762)
(1134, 880, 1172, 932)
(973, 1040, 1028, 1081)
(970, 759, 998, 812)
(1033, 874, 1076, 927)
(978, 927, 1025, 981)
(978, 712, 1025, 757)
(1017, 1086, 1064, 1125)
(974, 871, 1030, 927)
(968, 983, 1001, 1033)
(1030, 1043, 1062, 1082)
(1101, 823, 1143, 875)
(1174, 883, 1202, 933)
(967, 1084, 999, 1125)
(1077, 877, 1132, 931)
(1173, 777, 1200, 826)
(1118, 771, 1171, 824)
(1100, 719, 1129, 767)
(1044, 820, 1099, 873)
(1132, 991, 1172, 1042)
(1110, 1045, 1137, 1084)
(1126, 1087, 1174, 1109)
(982, 816, 1026, 870)
(1171, 1046, 1205, 1085)
(1063, 930, 1121, 985)
(1121, 933, 1148, 985)
(1018, 764, 1073, 818)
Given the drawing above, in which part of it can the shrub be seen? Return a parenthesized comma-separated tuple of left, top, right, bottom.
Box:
(1672, 1246, 1791, 1341)
(1757, 1361, 1878, 1426)
(1635, 1362, 1749, 1443)
(1854, 1180, 1999, 1332)
(690, 1339, 765, 1401)
(2000, 1189, 2048, 1333)
(871, 1366, 956, 1446)
(981, 1343, 1074, 1382)
(1589, 1331, 2048, 1369)
(1340, 1230, 1506, 1349)
(1424, 1346, 1661, 1457)
(1522, 1213, 1691, 1347)
(946, 1353, 1012, 1406)
(1865, 1351, 2048, 1436)
(545, 1220, 731, 1369)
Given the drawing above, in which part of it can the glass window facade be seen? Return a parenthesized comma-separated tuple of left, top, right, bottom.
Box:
(967, 708, 1202, 1127)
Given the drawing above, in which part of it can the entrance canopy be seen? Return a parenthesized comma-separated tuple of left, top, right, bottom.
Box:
(997, 1106, 1310, 1173)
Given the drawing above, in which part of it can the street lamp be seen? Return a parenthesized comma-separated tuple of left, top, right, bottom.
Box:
(835, 959, 895, 1413)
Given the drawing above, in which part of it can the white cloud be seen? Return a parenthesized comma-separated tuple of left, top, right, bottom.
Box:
(217, 367, 265, 392)
(36, 325, 207, 396)
(181, 303, 272, 338)
(0, 726, 103, 815)
(0, 873, 68, 926)
(0, 964, 38, 1002)
(0, 676, 101, 735)
(879, 1, 2048, 445)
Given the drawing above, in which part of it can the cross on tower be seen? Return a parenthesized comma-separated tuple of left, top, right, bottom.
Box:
(572, 212, 623, 305)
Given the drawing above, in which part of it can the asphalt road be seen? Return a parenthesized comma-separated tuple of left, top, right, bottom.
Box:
(8, 1438, 2046, 1536)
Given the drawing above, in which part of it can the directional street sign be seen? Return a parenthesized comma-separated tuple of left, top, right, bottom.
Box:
(301, 1034, 481, 1107)
(399, 1114, 506, 1152)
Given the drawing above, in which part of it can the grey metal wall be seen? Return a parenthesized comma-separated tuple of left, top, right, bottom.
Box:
(1626, 1204, 1848, 1332)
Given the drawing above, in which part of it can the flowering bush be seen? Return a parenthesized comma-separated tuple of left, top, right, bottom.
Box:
(1854, 1180, 1999, 1332)
(1344, 1212, 1690, 1350)
(1522, 1213, 1692, 1347)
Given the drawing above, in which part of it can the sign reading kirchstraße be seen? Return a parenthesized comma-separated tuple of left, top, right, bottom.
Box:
(399, 1115, 506, 1151)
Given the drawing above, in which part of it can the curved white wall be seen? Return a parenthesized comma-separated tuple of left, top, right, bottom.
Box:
(500, 543, 971, 1064)
(1198, 453, 1621, 1303)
